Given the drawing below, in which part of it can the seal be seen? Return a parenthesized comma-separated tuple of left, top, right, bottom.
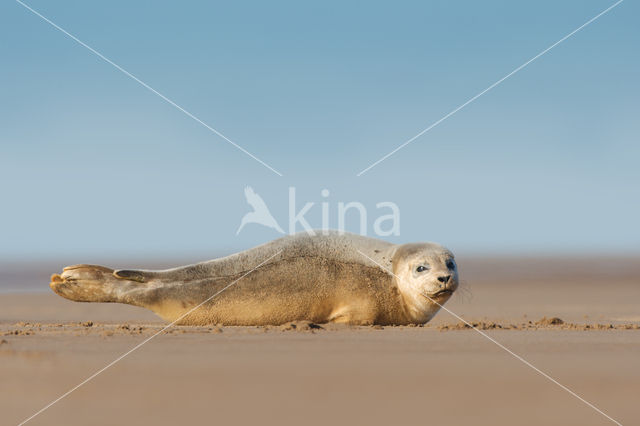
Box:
(49, 232, 459, 325)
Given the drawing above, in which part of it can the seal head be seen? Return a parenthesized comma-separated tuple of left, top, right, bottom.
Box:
(392, 243, 459, 323)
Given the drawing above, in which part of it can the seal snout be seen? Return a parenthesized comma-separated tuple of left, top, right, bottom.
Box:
(438, 274, 457, 290)
(432, 274, 458, 298)
(437, 274, 452, 284)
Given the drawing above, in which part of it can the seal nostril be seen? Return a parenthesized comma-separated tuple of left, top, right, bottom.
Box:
(438, 275, 451, 284)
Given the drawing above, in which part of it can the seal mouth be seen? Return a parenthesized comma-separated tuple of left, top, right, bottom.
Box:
(426, 289, 454, 299)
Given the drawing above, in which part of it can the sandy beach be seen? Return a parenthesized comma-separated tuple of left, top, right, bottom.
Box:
(2, 256, 639, 425)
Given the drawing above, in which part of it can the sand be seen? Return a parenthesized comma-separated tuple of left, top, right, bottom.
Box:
(1, 256, 639, 425)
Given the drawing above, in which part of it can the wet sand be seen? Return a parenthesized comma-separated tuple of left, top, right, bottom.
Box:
(1, 257, 639, 425)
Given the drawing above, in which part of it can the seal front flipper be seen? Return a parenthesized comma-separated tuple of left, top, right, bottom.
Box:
(113, 269, 149, 283)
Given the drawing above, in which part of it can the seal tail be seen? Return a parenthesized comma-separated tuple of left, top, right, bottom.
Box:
(50, 264, 153, 305)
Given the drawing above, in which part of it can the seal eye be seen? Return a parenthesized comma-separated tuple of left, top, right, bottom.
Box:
(416, 265, 428, 273)
(446, 260, 456, 270)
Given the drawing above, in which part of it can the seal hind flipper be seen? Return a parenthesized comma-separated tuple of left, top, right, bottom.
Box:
(50, 264, 150, 305)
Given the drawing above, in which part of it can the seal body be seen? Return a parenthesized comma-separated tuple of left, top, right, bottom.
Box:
(50, 232, 459, 325)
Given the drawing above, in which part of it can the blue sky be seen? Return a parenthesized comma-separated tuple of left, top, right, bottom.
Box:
(0, 0, 638, 259)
